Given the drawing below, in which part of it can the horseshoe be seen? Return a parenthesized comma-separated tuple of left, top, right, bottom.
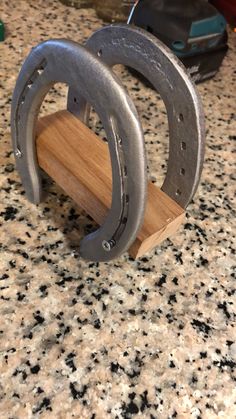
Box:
(11, 39, 147, 262)
(68, 24, 205, 209)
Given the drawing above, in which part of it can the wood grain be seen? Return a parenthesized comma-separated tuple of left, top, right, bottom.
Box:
(36, 110, 185, 259)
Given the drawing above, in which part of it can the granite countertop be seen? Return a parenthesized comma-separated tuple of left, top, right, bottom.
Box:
(0, 1, 235, 418)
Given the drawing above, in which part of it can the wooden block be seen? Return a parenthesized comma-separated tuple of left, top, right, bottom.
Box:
(36, 110, 185, 259)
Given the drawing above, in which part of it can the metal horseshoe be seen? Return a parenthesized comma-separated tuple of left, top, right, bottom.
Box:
(68, 24, 205, 209)
(11, 39, 147, 262)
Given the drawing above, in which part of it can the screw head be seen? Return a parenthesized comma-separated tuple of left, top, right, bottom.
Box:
(102, 239, 115, 252)
(102, 240, 111, 252)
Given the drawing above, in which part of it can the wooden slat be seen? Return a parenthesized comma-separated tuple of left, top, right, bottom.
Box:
(36, 110, 185, 259)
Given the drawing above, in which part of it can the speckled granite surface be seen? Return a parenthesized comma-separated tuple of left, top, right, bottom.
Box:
(0, 1, 235, 418)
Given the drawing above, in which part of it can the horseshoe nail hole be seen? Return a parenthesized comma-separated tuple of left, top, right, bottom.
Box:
(180, 168, 185, 176)
(122, 217, 128, 224)
(97, 49, 102, 57)
(21, 96, 25, 104)
(27, 81, 33, 88)
(178, 113, 184, 122)
(125, 195, 129, 203)
(181, 141, 186, 150)
(124, 166, 128, 176)
(176, 189, 182, 196)
(74, 97, 77, 103)
(117, 135, 122, 145)
(37, 68, 44, 75)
